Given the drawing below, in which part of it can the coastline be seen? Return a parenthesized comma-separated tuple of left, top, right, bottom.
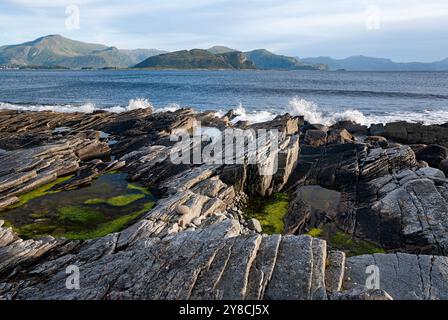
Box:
(1, 107, 448, 299)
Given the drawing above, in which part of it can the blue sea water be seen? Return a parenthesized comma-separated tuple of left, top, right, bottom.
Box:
(0, 69, 447, 125)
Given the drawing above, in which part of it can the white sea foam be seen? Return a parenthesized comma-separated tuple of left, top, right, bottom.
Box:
(288, 97, 368, 126)
(0, 98, 153, 114)
(1, 97, 447, 126)
(154, 103, 182, 113)
(230, 103, 276, 124)
(287, 97, 448, 126)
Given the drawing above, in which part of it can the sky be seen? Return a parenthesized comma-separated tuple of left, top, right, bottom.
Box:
(1, 0, 447, 62)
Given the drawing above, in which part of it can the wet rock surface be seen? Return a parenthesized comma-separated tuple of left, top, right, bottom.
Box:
(2, 109, 448, 300)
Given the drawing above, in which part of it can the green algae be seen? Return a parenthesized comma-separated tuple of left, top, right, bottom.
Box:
(244, 193, 289, 234)
(330, 231, 386, 257)
(127, 183, 151, 195)
(58, 206, 104, 225)
(306, 224, 386, 257)
(60, 201, 155, 240)
(85, 193, 145, 207)
(1, 173, 158, 241)
(306, 228, 323, 238)
(17, 222, 59, 239)
(9, 175, 74, 209)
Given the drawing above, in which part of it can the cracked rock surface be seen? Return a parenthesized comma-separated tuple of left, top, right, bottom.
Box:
(2, 109, 448, 300)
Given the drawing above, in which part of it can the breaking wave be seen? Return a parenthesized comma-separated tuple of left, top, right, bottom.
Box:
(287, 97, 448, 126)
(288, 97, 368, 125)
(1, 97, 447, 126)
(0, 98, 154, 114)
(229, 103, 276, 124)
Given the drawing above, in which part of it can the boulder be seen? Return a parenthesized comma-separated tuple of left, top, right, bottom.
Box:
(440, 159, 448, 176)
(304, 129, 327, 147)
(327, 129, 354, 145)
(247, 218, 262, 233)
(416, 144, 448, 168)
(364, 136, 389, 149)
(302, 123, 328, 133)
(331, 120, 368, 135)
(370, 122, 448, 147)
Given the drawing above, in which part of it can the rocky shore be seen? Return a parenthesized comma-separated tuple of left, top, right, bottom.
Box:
(1, 107, 448, 300)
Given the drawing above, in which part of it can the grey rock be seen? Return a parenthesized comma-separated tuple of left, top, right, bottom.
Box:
(325, 251, 346, 293)
(344, 253, 448, 300)
(247, 218, 262, 233)
(330, 287, 393, 300)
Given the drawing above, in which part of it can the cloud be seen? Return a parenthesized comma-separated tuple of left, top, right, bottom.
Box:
(1, 0, 448, 61)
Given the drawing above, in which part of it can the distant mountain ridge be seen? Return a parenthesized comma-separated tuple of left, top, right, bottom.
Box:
(134, 49, 256, 70)
(302, 55, 448, 71)
(3, 35, 445, 71)
(135, 47, 324, 70)
(207, 46, 237, 54)
(245, 49, 326, 70)
(0, 35, 166, 69)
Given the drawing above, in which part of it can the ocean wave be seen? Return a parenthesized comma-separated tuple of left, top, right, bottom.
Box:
(230, 104, 277, 124)
(1, 97, 448, 126)
(287, 97, 448, 126)
(0, 98, 153, 114)
(288, 97, 368, 125)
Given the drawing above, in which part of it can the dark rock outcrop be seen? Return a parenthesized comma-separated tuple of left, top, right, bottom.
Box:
(3, 109, 448, 300)
(370, 122, 448, 147)
(415, 144, 448, 168)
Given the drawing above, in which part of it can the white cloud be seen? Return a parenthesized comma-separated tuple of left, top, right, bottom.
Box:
(1, 0, 448, 60)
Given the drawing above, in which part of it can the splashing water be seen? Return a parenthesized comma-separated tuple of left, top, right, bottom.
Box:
(288, 97, 368, 126)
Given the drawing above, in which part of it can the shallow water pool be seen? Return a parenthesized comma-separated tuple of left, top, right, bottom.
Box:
(0, 173, 157, 240)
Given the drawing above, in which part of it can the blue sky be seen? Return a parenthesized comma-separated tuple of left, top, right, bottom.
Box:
(1, 0, 447, 62)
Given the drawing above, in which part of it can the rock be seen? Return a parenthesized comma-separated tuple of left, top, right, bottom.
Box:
(224, 109, 238, 122)
(302, 123, 328, 132)
(285, 185, 341, 235)
(304, 129, 327, 147)
(416, 167, 446, 180)
(176, 204, 191, 216)
(251, 114, 300, 135)
(0, 221, 328, 300)
(331, 121, 368, 135)
(263, 236, 327, 300)
(327, 129, 354, 145)
(287, 140, 448, 255)
(3, 108, 448, 300)
(247, 218, 262, 233)
(0, 197, 19, 210)
(325, 251, 346, 293)
(364, 136, 389, 149)
(330, 287, 393, 300)
(440, 159, 448, 176)
(344, 253, 448, 300)
(416, 144, 448, 168)
(370, 122, 448, 147)
(409, 144, 427, 154)
(0, 133, 108, 199)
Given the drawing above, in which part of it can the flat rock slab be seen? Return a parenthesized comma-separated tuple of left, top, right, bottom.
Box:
(344, 253, 448, 300)
(0, 219, 330, 300)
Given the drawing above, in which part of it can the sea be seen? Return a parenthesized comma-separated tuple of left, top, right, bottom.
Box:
(1, 69, 448, 126)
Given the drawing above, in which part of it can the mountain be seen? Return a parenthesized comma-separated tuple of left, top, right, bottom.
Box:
(120, 48, 168, 65)
(0, 35, 165, 69)
(134, 49, 256, 69)
(245, 49, 326, 70)
(302, 55, 448, 71)
(207, 46, 237, 54)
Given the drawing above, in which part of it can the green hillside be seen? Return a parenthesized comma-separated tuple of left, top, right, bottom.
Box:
(134, 49, 255, 69)
(0, 35, 164, 69)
